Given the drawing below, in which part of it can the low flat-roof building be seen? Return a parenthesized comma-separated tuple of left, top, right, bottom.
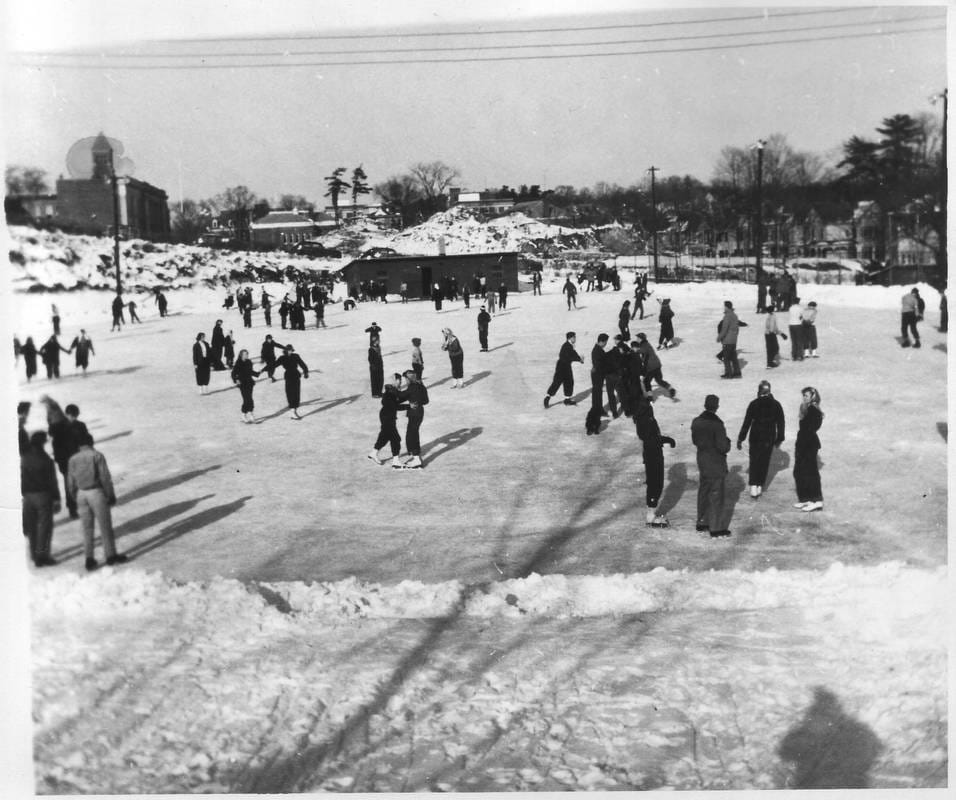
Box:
(339, 252, 520, 298)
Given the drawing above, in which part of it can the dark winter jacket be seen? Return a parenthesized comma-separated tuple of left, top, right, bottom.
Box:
(796, 405, 823, 452)
(21, 446, 61, 498)
(691, 410, 731, 477)
(231, 360, 260, 386)
(737, 395, 786, 446)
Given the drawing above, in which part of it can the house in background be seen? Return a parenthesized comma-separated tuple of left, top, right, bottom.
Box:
(54, 133, 170, 240)
(448, 188, 515, 217)
(250, 209, 318, 249)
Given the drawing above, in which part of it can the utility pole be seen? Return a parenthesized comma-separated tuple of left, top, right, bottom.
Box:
(109, 154, 122, 296)
(648, 166, 659, 282)
(753, 139, 767, 312)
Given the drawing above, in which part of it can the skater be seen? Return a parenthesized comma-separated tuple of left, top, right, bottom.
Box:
(231, 349, 261, 423)
(275, 344, 310, 418)
(717, 300, 742, 378)
(21, 431, 61, 567)
(364, 322, 382, 345)
(411, 337, 424, 381)
(260, 334, 285, 382)
(210, 320, 227, 370)
(242, 303, 253, 329)
(462, 284, 471, 309)
(368, 335, 384, 398)
(18, 401, 31, 455)
(532, 270, 542, 296)
(498, 282, 508, 310)
(793, 386, 824, 512)
(154, 289, 168, 318)
(787, 298, 805, 360)
(631, 280, 650, 320)
(486, 287, 497, 315)
(618, 301, 631, 341)
(736, 380, 786, 498)
(764, 305, 787, 368)
(691, 394, 732, 538)
(634, 392, 676, 527)
(223, 330, 236, 369)
(14, 334, 22, 365)
(127, 299, 141, 323)
(39, 334, 68, 379)
(67, 432, 127, 570)
(68, 329, 95, 374)
(278, 295, 291, 329)
(775, 271, 792, 311)
(544, 331, 583, 408)
(563, 276, 578, 309)
(802, 300, 819, 357)
(400, 281, 408, 304)
(900, 287, 923, 347)
(589, 334, 611, 418)
(657, 298, 675, 349)
(441, 327, 465, 388)
(398, 369, 429, 469)
(261, 291, 273, 327)
(21, 336, 38, 382)
(477, 305, 491, 352)
(634, 333, 676, 398)
(110, 294, 125, 331)
(313, 290, 327, 328)
(51, 304, 61, 336)
(432, 283, 443, 312)
(367, 373, 409, 467)
(193, 332, 213, 395)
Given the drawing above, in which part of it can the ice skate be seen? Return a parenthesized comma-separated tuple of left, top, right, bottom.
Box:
(402, 455, 423, 469)
(802, 501, 824, 512)
(543, 395, 551, 409)
(749, 485, 759, 498)
(648, 516, 670, 528)
(793, 501, 810, 509)
(367, 449, 383, 465)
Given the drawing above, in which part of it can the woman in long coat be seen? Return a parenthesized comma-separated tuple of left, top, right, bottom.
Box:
(793, 386, 824, 512)
(441, 327, 464, 388)
(193, 332, 212, 394)
(21, 337, 38, 382)
(275, 344, 310, 418)
(368, 336, 384, 398)
(617, 301, 631, 341)
(231, 349, 261, 423)
(658, 299, 675, 349)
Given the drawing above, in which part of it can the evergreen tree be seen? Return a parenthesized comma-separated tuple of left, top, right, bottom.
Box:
(350, 165, 371, 210)
(324, 167, 351, 226)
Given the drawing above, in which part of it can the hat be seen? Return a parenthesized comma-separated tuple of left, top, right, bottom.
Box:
(807, 302, 817, 308)
(613, 334, 623, 341)
(724, 301, 733, 309)
(758, 381, 771, 396)
(636, 332, 647, 341)
(704, 394, 719, 411)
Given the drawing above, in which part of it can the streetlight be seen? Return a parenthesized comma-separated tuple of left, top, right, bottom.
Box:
(751, 139, 767, 312)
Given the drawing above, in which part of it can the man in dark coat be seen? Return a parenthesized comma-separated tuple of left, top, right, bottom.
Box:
(110, 294, 125, 331)
(21, 431, 61, 566)
(477, 306, 491, 352)
(49, 403, 90, 519)
(260, 334, 285, 382)
(368, 337, 384, 398)
(544, 332, 583, 408)
(736, 380, 786, 498)
(39, 335, 69, 379)
(691, 394, 732, 537)
(210, 320, 227, 370)
(589, 334, 611, 418)
(398, 369, 429, 469)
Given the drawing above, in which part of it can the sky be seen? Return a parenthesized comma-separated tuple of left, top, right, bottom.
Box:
(1, 1, 949, 207)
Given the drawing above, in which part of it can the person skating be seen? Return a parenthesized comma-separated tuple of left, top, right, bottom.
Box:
(498, 282, 508, 310)
(231, 349, 262, 423)
(69, 329, 95, 374)
(657, 298, 675, 349)
(368, 373, 410, 467)
(153, 289, 168, 318)
(51, 304, 61, 336)
(193, 332, 212, 395)
(563, 276, 578, 309)
(21, 431, 61, 567)
(110, 294, 125, 331)
(634, 333, 676, 398)
(313, 290, 327, 328)
(397, 369, 429, 469)
(788, 298, 805, 360)
(763, 305, 787, 368)
(486, 287, 497, 315)
(368, 335, 384, 398)
(544, 331, 583, 407)
(717, 300, 742, 378)
(900, 287, 923, 347)
(477, 306, 491, 352)
(531, 271, 542, 296)
(441, 327, 465, 388)
(618, 301, 631, 341)
(127, 299, 141, 323)
(793, 386, 824, 512)
(462, 284, 471, 309)
(223, 330, 236, 369)
(21, 336, 38, 382)
(801, 300, 819, 358)
(634, 392, 676, 527)
(631, 279, 651, 320)
(46, 400, 89, 519)
(275, 344, 310, 418)
(432, 283, 443, 312)
(691, 394, 732, 537)
(364, 322, 382, 345)
(261, 289, 273, 327)
(18, 401, 31, 455)
(411, 337, 425, 381)
(259, 334, 284, 382)
(736, 380, 786, 498)
(67, 432, 127, 570)
(210, 320, 227, 370)
(278, 295, 291, 329)
(589, 334, 611, 421)
(39, 334, 68, 379)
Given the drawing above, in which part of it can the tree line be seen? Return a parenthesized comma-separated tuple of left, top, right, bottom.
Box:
(5, 109, 944, 267)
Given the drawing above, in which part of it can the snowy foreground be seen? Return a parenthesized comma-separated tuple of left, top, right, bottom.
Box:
(1, 249, 949, 794)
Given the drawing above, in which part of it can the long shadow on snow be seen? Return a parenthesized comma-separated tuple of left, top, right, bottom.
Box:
(51, 495, 216, 562)
(421, 427, 483, 466)
(234, 468, 634, 792)
(117, 465, 222, 506)
(123, 495, 253, 561)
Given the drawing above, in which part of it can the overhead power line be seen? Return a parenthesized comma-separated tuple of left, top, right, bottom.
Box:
(12, 21, 944, 70)
(15, 6, 887, 52)
(16, 13, 943, 61)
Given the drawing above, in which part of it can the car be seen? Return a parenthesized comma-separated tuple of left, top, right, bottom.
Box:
(290, 241, 342, 259)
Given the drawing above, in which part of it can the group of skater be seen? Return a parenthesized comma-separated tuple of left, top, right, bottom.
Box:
(19, 396, 126, 570)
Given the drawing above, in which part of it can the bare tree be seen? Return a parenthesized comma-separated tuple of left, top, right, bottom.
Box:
(408, 161, 460, 209)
